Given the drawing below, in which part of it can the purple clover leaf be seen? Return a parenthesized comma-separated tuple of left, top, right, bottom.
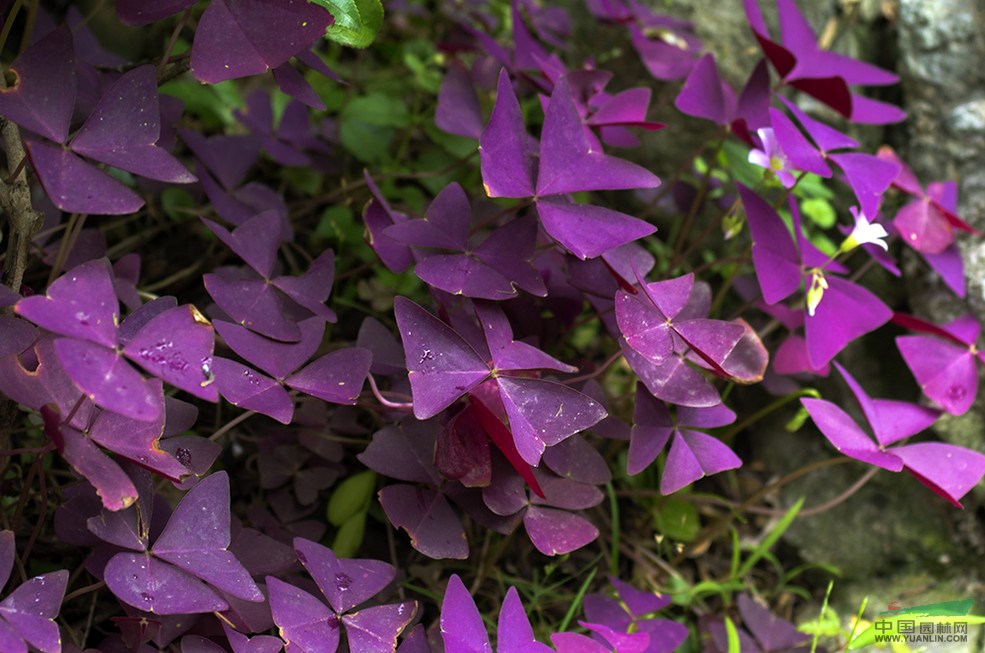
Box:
(267, 539, 416, 653)
(801, 362, 985, 507)
(480, 70, 660, 259)
(893, 313, 985, 416)
(440, 574, 551, 653)
(202, 211, 337, 341)
(674, 53, 770, 143)
(629, 385, 741, 493)
(5, 29, 195, 214)
(189, 0, 332, 85)
(744, 0, 904, 124)
(0, 531, 69, 653)
(15, 259, 219, 421)
(394, 297, 606, 466)
(876, 146, 981, 253)
(102, 472, 263, 614)
(582, 577, 688, 653)
(384, 182, 547, 300)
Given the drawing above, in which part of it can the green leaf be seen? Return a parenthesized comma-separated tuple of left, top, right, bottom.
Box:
(724, 616, 741, 653)
(160, 188, 196, 222)
(343, 93, 410, 128)
(654, 497, 701, 542)
(327, 470, 376, 526)
(332, 511, 367, 558)
(800, 198, 836, 229)
(314, 0, 385, 48)
(737, 496, 804, 577)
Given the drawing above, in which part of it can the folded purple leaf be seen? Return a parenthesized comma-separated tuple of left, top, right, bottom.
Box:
(379, 485, 468, 559)
(190, 0, 331, 84)
(70, 66, 196, 184)
(0, 26, 76, 143)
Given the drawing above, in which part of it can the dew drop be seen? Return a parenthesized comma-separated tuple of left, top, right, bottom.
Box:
(175, 447, 192, 466)
(140, 592, 153, 603)
(946, 385, 966, 401)
(327, 614, 339, 630)
(419, 349, 434, 364)
(335, 573, 351, 591)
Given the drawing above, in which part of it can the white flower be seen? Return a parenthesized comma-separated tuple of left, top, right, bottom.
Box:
(840, 207, 889, 253)
(805, 270, 829, 317)
(748, 128, 796, 189)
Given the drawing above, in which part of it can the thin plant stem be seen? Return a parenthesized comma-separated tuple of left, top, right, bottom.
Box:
(563, 349, 623, 385)
(210, 410, 257, 442)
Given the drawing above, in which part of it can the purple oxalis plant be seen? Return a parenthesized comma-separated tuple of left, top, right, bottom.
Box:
(1, 0, 984, 650)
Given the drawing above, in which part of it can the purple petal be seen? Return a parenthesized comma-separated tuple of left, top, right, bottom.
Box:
(475, 302, 574, 373)
(833, 362, 938, 447)
(437, 61, 483, 140)
(285, 347, 371, 404)
(674, 54, 730, 124)
(897, 336, 977, 416)
(480, 70, 536, 199)
(70, 66, 195, 183)
(215, 317, 323, 379)
(212, 357, 294, 424)
(0, 570, 68, 653)
(800, 398, 902, 471)
(628, 389, 673, 475)
(768, 108, 831, 177)
(737, 594, 808, 652)
(524, 506, 598, 556)
(123, 305, 218, 402)
(271, 250, 338, 323)
(830, 152, 899, 219)
(616, 292, 674, 366)
(393, 297, 489, 420)
(203, 211, 283, 278)
(15, 258, 118, 348)
(153, 472, 262, 602)
(440, 575, 491, 653)
(190, 0, 330, 84)
(537, 76, 660, 196)
(893, 443, 985, 508)
(358, 422, 441, 486)
(24, 137, 144, 215)
(610, 576, 671, 616)
(203, 273, 302, 342)
(223, 622, 284, 653)
(379, 485, 468, 560)
(919, 244, 966, 297)
(738, 183, 801, 304)
(537, 198, 656, 260)
(89, 383, 189, 482)
(343, 602, 417, 653)
(542, 435, 611, 485)
(497, 376, 607, 466)
(778, 96, 858, 152)
(105, 553, 228, 614)
(266, 576, 340, 653)
(0, 26, 76, 142)
(805, 276, 891, 370)
(499, 586, 553, 653)
(54, 339, 161, 422)
(660, 430, 741, 494)
(624, 346, 720, 408)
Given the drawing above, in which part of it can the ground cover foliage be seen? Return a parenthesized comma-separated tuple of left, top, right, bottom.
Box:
(0, 0, 982, 651)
